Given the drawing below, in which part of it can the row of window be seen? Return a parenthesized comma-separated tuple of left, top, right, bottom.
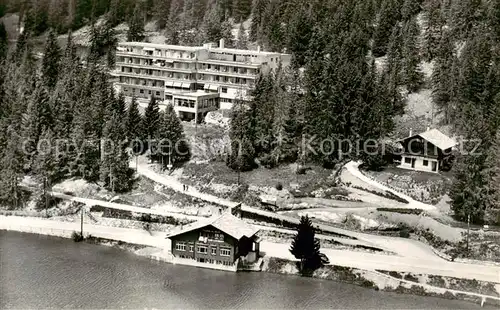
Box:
(119, 48, 195, 59)
(123, 88, 162, 97)
(176, 257, 234, 266)
(119, 67, 253, 85)
(404, 157, 432, 166)
(175, 242, 231, 256)
(200, 231, 224, 241)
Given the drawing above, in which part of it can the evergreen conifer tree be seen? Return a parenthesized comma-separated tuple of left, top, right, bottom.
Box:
(125, 95, 143, 156)
(249, 0, 268, 42)
(41, 29, 62, 89)
(127, 3, 145, 42)
(125, 95, 142, 141)
(232, 0, 252, 22)
(227, 98, 255, 171)
(142, 95, 160, 141)
(482, 128, 500, 224)
(153, 0, 171, 30)
(100, 112, 131, 192)
(156, 105, 190, 167)
(33, 128, 58, 184)
(0, 125, 25, 209)
(236, 22, 248, 49)
(0, 22, 7, 61)
(401, 0, 421, 21)
(22, 81, 53, 169)
(290, 215, 329, 275)
(432, 30, 455, 124)
(401, 18, 423, 92)
(422, 0, 445, 61)
(372, 0, 401, 57)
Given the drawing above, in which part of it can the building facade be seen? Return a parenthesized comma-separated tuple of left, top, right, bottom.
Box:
(397, 128, 456, 173)
(166, 212, 261, 271)
(113, 39, 291, 122)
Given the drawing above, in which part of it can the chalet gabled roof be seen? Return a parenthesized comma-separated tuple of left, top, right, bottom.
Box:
(400, 128, 456, 150)
(166, 212, 259, 240)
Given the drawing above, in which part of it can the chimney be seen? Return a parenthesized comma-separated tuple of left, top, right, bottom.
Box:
(409, 128, 413, 137)
(257, 45, 261, 53)
(219, 38, 225, 49)
(426, 126, 430, 131)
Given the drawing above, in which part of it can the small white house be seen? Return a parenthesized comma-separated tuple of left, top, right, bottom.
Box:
(397, 128, 456, 173)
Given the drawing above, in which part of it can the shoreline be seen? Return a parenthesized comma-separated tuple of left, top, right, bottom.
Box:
(1, 216, 499, 307)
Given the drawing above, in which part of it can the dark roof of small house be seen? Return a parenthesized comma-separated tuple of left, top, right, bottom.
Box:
(399, 128, 456, 150)
(166, 212, 259, 240)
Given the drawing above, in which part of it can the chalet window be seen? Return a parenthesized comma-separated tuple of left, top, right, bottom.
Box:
(404, 157, 411, 164)
(221, 87, 227, 93)
(211, 247, 217, 255)
(220, 248, 231, 257)
(198, 245, 208, 254)
(189, 245, 194, 252)
(156, 91, 160, 96)
(140, 89, 144, 94)
(423, 160, 429, 166)
(175, 242, 186, 251)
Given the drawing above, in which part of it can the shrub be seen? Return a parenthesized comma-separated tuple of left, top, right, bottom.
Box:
(405, 274, 419, 283)
(409, 285, 427, 296)
(399, 228, 411, 238)
(71, 231, 84, 242)
(389, 271, 403, 279)
(258, 155, 276, 169)
(377, 208, 423, 215)
(361, 279, 376, 288)
(275, 182, 283, 191)
(296, 167, 307, 175)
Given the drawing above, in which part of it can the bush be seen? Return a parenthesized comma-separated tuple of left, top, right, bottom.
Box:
(361, 279, 377, 288)
(71, 231, 84, 242)
(34, 194, 63, 212)
(389, 271, 403, 279)
(377, 208, 423, 215)
(258, 154, 276, 169)
(399, 228, 410, 238)
(275, 182, 283, 191)
(296, 167, 307, 175)
(405, 274, 419, 283)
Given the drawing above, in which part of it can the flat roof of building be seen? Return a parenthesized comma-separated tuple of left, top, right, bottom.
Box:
(118, 42, 201, 51)
(118, 42, 289, 56)
(208, 47, 283, 56)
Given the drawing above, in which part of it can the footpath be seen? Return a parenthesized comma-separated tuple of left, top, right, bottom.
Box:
(131, 159, 448, 261)
(343, 161, 437, 212)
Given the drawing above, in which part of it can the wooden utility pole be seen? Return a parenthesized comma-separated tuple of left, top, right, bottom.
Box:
(43, 178, 48, 218)
(80, 206, 84, 237)
(466, 213, 471, 257)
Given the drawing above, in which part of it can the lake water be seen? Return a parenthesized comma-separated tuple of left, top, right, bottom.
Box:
(0, 231, 491, 309)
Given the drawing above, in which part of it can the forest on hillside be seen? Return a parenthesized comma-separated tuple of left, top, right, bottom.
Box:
(0, 0, 499, 225)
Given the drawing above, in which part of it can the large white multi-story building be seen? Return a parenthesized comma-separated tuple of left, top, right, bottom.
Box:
(113, 39, 291, 123)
